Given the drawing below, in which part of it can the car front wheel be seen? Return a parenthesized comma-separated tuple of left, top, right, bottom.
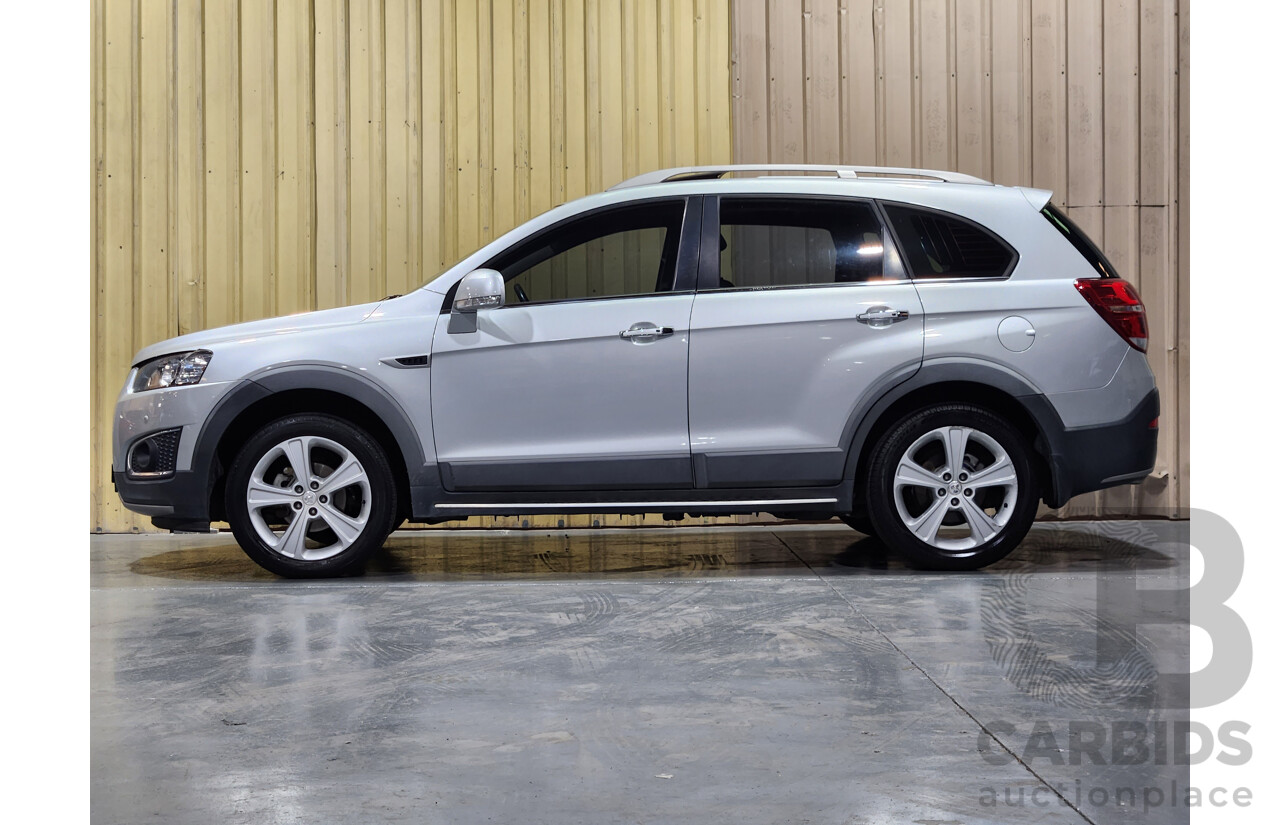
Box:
(865, 404, 1039, 570)
(225, 414, 398, 577)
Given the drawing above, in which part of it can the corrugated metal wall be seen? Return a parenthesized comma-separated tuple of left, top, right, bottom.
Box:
(91, 0, 733, 532)
(730, 0, 1189, 517)
(91, 0, 1188, 532)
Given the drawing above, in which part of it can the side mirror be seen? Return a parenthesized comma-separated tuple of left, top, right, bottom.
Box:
(448, 269, 505, 333)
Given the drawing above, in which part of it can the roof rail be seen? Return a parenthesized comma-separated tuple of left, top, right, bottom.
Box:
(608, 164, 992, 190)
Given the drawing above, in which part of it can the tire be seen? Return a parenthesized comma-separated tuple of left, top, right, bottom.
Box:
(225, 414, 399, 578)
(865, 404, 1039, 570)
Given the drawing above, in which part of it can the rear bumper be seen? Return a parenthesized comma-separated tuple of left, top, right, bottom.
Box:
(1042, 388, 1159, 507)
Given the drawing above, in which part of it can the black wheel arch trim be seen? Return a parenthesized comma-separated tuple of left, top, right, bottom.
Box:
(179, 365, 431, 525)
(841, 358, 1087, 509)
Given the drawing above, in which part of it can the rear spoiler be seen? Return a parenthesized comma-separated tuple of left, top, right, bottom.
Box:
(1019, 187, 1053, 211)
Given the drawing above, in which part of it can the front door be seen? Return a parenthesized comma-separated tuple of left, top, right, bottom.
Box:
(430, 197, 700, 491)
(687, 195, 925, 488)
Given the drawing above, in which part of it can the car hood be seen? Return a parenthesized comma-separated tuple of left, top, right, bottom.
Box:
(130, 301, 383, 366)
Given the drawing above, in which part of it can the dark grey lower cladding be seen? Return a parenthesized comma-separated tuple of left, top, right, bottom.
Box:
(1041, 388, 1160, 507)
(113, 468, 212, 532)
(440, 454, 694, 492)
(694, 448, 847, 488)
(443, 447, 850, 493)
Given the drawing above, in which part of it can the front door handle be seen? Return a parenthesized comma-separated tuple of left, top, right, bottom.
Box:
(856, 306, 910, 327)
(619, 323, 675, 342)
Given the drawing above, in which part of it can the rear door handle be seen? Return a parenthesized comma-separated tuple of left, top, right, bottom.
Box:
(619, 322, 675, 342)
(856, 306, 910, 327)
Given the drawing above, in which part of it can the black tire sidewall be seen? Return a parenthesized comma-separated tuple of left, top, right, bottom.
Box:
(225, 414, 398, 578)
(866, 404, 1039, 570)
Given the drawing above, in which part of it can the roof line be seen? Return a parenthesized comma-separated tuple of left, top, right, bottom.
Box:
(609, 164, 993, 190)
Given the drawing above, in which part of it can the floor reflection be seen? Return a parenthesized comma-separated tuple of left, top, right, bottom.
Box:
(119, 521, 1187, 584)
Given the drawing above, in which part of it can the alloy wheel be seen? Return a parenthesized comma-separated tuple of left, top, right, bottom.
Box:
(245, 435, 372, 561)
(891, 425, 1019, 553)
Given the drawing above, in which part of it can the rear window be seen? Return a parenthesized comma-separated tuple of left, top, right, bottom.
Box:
(1041, 203, 1118, 278)
(883, 204, 1016, 280)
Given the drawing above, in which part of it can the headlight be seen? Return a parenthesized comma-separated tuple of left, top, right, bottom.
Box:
(131, 350, 213, 392)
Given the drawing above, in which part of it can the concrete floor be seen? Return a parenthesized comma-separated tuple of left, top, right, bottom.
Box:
(92, 521, 1189, 824)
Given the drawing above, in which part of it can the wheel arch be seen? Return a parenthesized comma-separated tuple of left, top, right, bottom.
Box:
(843, 360, 1070, 509)
(194, 367, 428, 522)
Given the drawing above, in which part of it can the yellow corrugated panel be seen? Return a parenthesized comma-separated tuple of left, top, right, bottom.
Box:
(90, 0, 734, 532)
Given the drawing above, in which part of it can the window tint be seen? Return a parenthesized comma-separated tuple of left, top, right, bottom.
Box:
(484, 200, 685, 305)
(883, 204, 1015, 280)
(714, 198, 897, 290)
(1041, 203, 1118, 278)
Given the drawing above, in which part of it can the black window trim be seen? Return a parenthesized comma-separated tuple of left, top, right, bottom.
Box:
(877, 198, 1020, 282)
(1041, 202, 1118, 279)
(696, 193, 910, 293)
(439, 194, 703, 313)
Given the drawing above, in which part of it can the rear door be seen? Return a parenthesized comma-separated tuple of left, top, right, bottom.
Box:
(686, 195, 925, 488)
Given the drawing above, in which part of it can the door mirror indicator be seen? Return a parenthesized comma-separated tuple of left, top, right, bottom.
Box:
(449, 269, 505, 333)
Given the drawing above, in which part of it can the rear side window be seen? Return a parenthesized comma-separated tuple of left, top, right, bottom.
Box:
(1041, 203, 1118, 278)
(713, 198, 901, 290)
(883, 204, 1016, 280)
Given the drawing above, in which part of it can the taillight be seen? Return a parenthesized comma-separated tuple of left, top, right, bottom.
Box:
(1074, 278, 1148, 352)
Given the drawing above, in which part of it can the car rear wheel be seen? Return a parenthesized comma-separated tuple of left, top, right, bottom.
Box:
(225, 414, 398, 577)
(865, 404, 1038, 570)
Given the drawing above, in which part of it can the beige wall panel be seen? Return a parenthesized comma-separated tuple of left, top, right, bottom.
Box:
(277, 0, 316, 316)
(1065, 0, 1103, 206)
(240, 0, 276, 321)
(839, 0, 877, 164)
(731, 0, 1188, 518)
(880, 0, 914, 166)
(804, 0, 842, 164)
(385, 0, 417, 298)
(954, 0, 992, 180)
(917, 0, 954, 170)
(1029, 0, 1067, 201)
(91, 0, 734, 532)
(314, 0, 350, 310)
(731, 0, 768, 163)
(990, 0, 1032, 186)
(203, 0, 241, 329)
(766, 0, 804, 163)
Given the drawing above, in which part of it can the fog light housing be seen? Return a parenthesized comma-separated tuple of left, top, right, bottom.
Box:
(127, 428, 182, 478)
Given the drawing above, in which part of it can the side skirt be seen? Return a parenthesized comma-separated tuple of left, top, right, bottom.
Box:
(410, 484, 853, 522)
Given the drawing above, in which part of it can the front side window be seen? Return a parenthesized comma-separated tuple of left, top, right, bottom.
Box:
(713, 198, 898, 290)
(882, 203, 1016, 280)
(484, 199, 686, 305)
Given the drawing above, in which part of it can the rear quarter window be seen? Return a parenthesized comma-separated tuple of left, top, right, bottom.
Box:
(883, 203, 1016, 280)
(1041, 203, 1119, 278)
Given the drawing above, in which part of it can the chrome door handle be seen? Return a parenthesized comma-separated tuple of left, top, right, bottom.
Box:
(619, 323, 674, 341)
(856, 306, 910, 327)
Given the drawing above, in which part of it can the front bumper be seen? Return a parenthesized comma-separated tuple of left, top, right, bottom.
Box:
(1043, 388, 1159, 507)
(113, 469, 212, 530)
(112, 378, 238, 531)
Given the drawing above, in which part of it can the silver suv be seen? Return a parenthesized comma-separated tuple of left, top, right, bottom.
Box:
(112, 165, 1158, 576)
